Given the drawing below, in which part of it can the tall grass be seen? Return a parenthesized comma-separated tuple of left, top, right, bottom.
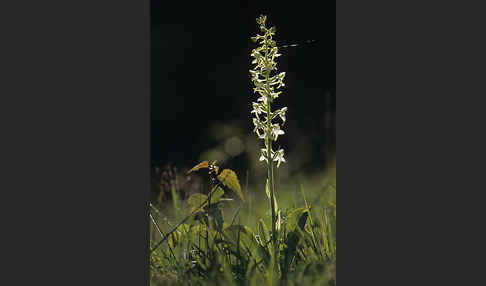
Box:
(149, 174, 335, 286)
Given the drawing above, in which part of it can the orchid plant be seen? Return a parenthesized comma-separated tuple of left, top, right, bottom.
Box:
(250, 15, 287, 250)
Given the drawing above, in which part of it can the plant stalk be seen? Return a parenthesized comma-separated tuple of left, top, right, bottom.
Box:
(264, 41, 278, 254)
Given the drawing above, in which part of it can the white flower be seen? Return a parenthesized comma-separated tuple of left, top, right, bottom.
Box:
(251, 104, 261, 119)
(273, 149, 286, 168)
(271, 124, 284, 141)
(251, 102, 266, 116)
(278, 107, 287, 123)
(270, 91, 281, 100)
(258, 131, 267, 139)
(253, 118, 264, 133)
(251, 50, 262, 59)
(259, 149, 269, 163)
(257, 96, 265, 102)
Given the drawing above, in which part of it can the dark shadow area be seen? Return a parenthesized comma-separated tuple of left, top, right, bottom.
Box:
(151, 1, 335, 174)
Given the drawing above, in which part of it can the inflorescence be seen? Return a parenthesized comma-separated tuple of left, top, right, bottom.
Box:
(250, 15, 287, 168)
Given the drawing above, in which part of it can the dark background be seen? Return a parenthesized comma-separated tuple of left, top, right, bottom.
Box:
(151, 1, 336, 170)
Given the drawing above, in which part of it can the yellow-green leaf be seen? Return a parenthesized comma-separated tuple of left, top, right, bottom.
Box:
(210, 186, 224, 205)
(217, 169, 244, 201)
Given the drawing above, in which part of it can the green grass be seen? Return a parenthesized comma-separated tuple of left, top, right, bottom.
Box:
(149, 165, 336, 286)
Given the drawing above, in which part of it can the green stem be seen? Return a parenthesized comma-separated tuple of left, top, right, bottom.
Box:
(264, 39, 278, 253)
(267, 136, 276, 246)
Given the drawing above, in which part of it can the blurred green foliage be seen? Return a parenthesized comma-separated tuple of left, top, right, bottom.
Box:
(150, 159, 335, 286)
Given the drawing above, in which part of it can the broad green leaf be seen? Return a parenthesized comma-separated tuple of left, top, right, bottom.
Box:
(258, 218, 270, 245)
(285, 208, 309, 232)
(209, 186, 224, 205)
(223, 225, 255, 243)
(187, 188, 224, 213)
(256, 219, 271, 265)
(187, 193, 207, 213)
(282, 211, 309, 274)
(296, 209, 309, 231)
(217, 169, 244, 201)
